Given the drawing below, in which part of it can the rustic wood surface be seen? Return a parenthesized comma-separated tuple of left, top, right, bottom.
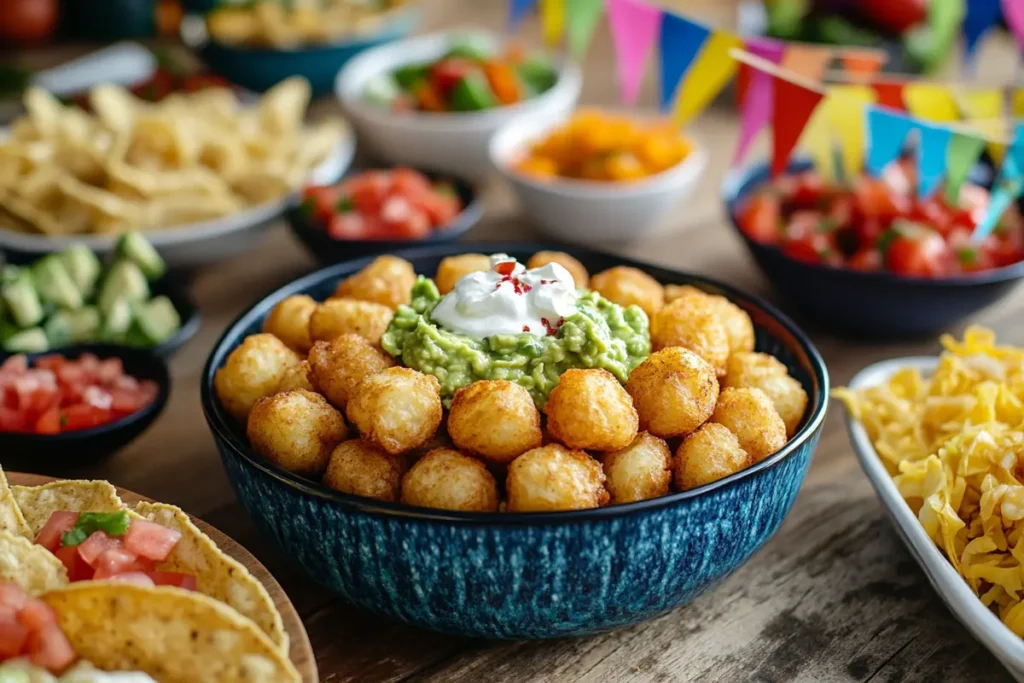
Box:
(8, 1, 1024, 681)
(6, 472, 318, 683)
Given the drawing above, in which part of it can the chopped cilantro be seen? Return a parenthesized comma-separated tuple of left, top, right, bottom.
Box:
(957, 247, 978, 266)
(60, 511, 131, 547)
(877, 229, 899, 254)
(295, 197, 315, 223)
(817, 218, 839, 233)
(336, 195, 354, 213)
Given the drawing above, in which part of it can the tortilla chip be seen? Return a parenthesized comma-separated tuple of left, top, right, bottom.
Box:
(0, 530, 68, 595)
(0, 469, 31, 538)
(12, 481, 124, 536)
(42, 583, 300, 683)
(132, 502, 288, 653)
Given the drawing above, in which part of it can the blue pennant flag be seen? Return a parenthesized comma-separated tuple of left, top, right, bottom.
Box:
(865, 106, 915, 176)
(657, 12, 709, 111)
(916, 123, 953, 199)
(508, 0, 537, 29)
(963, 0, 1002, 66)
(975, 122, 1024, 242)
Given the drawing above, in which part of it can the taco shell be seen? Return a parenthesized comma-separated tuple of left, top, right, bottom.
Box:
(0, 530, 68, 594)
(0, 469, 31, 537)
(42, 582, 300, 683)
(13, 480, 124, 535)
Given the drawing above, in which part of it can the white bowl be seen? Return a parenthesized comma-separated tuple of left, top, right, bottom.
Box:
(0, 122, 355, 270)
(335, 31, 581, 177)
(846, 356, 1024, 682)
(489, 113, 709, 244)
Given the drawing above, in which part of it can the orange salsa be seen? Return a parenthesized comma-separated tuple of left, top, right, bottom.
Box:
(514, 110, 692, 183)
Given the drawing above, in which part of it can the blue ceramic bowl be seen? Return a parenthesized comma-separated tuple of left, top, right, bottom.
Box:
(201, 243, 829, 639)
(723, 160, 1024, 337)
(185, 7, 420, 95)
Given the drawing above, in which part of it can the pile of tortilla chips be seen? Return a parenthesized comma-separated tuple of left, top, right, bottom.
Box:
(0, 467, 299, 682)
(0, 76, 343, 236)
(835, 326, 1024, 636)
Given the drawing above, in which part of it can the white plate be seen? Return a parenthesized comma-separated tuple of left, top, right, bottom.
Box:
(846, 356, 1024, 682)
(0, 121, 355, 270)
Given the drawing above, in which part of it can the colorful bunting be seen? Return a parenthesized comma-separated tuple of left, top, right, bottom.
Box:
(657, 12, 709, 110)
(672, 30, 742, 125)
(733, 39, 785, 167)
(771, 76, 824, 177)
(865, 107, 916, 176)
(566, 0, 605, 61)
(956, 89, 1005, 165)
(606, 0, 662, 105)
(780, 44, 833, 81)
(1002, 0, 1024, 49)
(974, 124, 1024, 242)
(508, 0, 537, 29)
(903, 83, 961, 122)
(945, 133, 987, 204)
(916, 124, 954, 198)
(823, 85, 876, 181)
(840, 50, 885, 82)
(1012, 89, 1024, 118)
(539, 0, 564, 47)
(799, 98, 838, 183)
(963, 0, 1003, 65)
(871, 82, 908, 111)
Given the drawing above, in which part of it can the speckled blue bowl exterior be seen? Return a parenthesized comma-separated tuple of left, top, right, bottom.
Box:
(202, 244, 829, 639)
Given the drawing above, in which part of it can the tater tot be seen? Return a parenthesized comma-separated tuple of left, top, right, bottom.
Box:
(214, 333, 302, 423)
(247, 389, 347, 476)
(448, 380, 542, 466)
(544, 369, 638, 452)
(276, 359, 315, 393)
(663, 286, 755, 355)
(333, 255, 415, 310)
(650, 294, 730, 376)
(589, 266, 664, 317)
(674, 422, 750, 491)
(526, 251, 590, 288)
(307, 334, 394, 410)
(601, 432, 672, 504)
(711, 387, 786, 463)
(664, 284, 701, 303)
(435, 253, 490, 295)
(506, 444, 609, 512)
(346, 367, 442, 455)
(401, 448, 499, 512)
(262, 294, 316, 353)
(626, 347, 719, 438)
(309, 298, 393, 344)
(725, 352, 808, 437)
(323, 439, 405, 502)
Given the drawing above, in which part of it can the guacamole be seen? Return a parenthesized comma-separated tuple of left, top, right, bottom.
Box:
(380, 276, 650, 407)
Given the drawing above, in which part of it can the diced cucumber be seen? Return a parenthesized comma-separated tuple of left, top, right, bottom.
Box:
(516, 56, 557, 95)
(444, 35, 493, 61)
(67, 306, 101, 344)
(450, 72, 497, 111)
(33, 256, 83, 310)
(2, 273, 43, 327)
(97, 261, 149, 315)
(391, 64, 429, 90)
(3, 327, 48, 353)
(101, 298, 133, 342)
(115, 232, 166, 281)
(43, 310, 74, 347)
(363, 73, 402, 107)
(59, 243, 102, 296)
(132, 296, 181, 345)
(1, 265, 20, 286)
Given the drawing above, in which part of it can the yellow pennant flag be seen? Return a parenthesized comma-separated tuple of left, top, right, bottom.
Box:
(957, 89, 1005, 165)
(965, 118, 1008, 165)
(1012, 89, 1024, 118)
(799, 104, 837, 184)
(813, 85, 875, 181)
(671, 30, 742, 125)
(540, 0, 564, 47)
(903, 83, 960, 122)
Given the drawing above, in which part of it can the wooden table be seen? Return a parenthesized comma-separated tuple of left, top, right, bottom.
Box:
(23, 2, 1024, 682)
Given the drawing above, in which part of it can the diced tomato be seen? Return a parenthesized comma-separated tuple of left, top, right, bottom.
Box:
(390, 167, 432, 198)
(412, 81, 446, 112)
(60, 403, 108, 432)
(34, 407, 61, 435)
(76, 531, 123, 567)
(26, 624, 76, 672)
(347, 171, 391, 214)
(103, 572, 156, 587)
(419, 191, 460, 225)
(0, 405, 28, 433)
(0, 356, 27, 377)
(788, 171, 826, 209)
(53, 545, 93, 582)
(32, 355, 64, 373)
(0, 584, 28, 610)
(35, 512, 79, 553)
(782, 210, 824, 241)
(783, 234, 842, 266)
(429, 58, 475, 97)
(123, 520, 181, 562)
(738, 193, 781, 244)
(909, 198, 954, 235)
(16, 599, 56, 631)
(885, 231, 951, 277)
(302, 185, 345, 224)
(854, 177, 909, 220)
(0, 616, 28, 658)
(147, 571, 198, 591)
(110, 388, 145, 415)
(92, 548, 153, 579)
(76, 353, 99, 377)
(327, 213, 370, 240)
(96, 358, 124, 384)
(848, 248, 884, 271)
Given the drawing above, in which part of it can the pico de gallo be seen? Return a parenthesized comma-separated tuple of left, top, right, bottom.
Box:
(299, 168, 463, 241)
(736, 161, 1024, 277)
(34, 510, 195, 590)
(0, 583, 75, 672)
(0, 353, 159, 435)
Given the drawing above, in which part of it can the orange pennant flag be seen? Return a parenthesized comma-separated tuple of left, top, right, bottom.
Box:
(840, 49, 885, 82)
(780, 44, 833, 81)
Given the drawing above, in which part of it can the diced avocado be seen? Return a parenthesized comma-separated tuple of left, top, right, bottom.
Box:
(59, 243, 102, 296)
(97, 261, 149, 315)
(363, 73, 402, 107)
(33, 256, 83, 310)
(43, 310, 74, 347)
(67, 306, 101, 344)
(3, 327, 48, 353)
(101, 298, 133, 342)
(391, 64, 429, 90)
(516, 56, 557, 95)
(444, 35, 493, 61)
(115, 232, 166, 281)
(450, 73, 497, 112)
(0, 265, 20, 286)
(1, 273, 43, 327)
(132, 296, 181, 345)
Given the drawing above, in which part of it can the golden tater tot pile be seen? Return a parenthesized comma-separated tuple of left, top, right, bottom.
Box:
(834, 326, 1024, 637)
(215, 252, 810, 514)
(514, 110, 693, 183)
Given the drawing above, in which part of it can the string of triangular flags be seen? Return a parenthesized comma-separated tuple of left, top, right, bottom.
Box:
(732, 49, 1024, 242)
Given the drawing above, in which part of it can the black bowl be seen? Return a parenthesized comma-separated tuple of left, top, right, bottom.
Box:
(0, 344, 171, 472)
(722, 160, 1024, 337)
(287, 169, 484, 264)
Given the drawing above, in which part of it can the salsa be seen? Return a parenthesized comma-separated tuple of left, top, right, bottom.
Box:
(0, 353, 158, 435)
(0, 583, 75, 673)
(736, 162, 1024, 277)
(300, 168, 462, 241)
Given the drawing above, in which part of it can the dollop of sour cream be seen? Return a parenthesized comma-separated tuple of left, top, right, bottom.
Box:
(431, 254, 580, 339)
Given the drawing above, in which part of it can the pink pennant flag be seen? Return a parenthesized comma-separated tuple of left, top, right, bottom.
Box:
(733, 38, 786, 166)
(1003, 0, 1024, 47)
(607, 0, 662, 105)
